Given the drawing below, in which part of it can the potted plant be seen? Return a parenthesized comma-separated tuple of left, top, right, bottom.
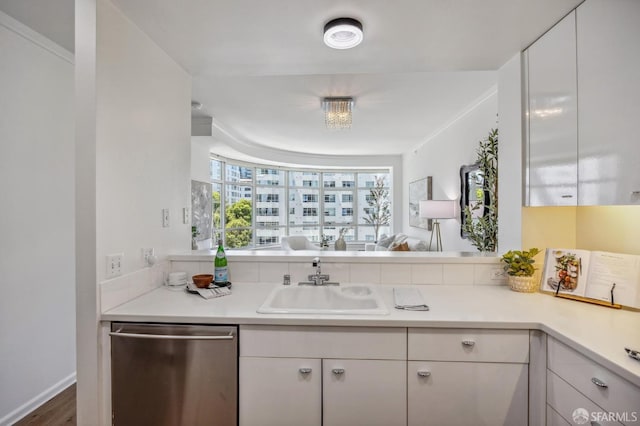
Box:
(500, 248, 541, 292)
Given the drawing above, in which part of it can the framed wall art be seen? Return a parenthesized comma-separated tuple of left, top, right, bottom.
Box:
(409, 176, 433, 230)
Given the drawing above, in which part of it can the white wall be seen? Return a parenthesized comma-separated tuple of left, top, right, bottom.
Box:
(96, 0, 192, 280)
(75, 0, 192, 422)
(497, 53, 524, 252)
(402, 89, 498, 251)
(0, 12, 76, 425)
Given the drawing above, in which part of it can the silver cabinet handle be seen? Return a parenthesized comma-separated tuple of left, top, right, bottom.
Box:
(561, 194, 574, 198)
(332, 368, 345, 375)
(417, 370, 431, 377)
(461, 340, 475, 347)
(591, 377, 608, 388)
(299, 368, 312, 374)
(109, 331, 234, 340)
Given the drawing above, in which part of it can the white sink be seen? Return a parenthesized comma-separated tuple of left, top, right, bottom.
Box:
(257, 284, 388, 315)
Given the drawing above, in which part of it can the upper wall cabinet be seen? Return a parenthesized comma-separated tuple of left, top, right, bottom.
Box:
(525, 11, 578, 206)
(576, 0, 640, 205)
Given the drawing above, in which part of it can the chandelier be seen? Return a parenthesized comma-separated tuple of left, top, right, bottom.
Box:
(322, 97, 354, 130)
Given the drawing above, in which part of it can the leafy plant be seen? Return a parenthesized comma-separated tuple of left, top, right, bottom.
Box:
(362, 176, 391, 243)
(462, 128, 498, 252)
(501, 248, 541, 277)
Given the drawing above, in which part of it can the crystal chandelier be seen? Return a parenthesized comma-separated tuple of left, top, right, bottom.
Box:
(322, 97, 354, 130)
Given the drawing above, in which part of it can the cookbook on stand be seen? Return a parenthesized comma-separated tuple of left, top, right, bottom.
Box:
(541, 248, 640, 309)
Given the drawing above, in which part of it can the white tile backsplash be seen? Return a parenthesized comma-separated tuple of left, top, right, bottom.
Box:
(322, 262, 349, 284)
(349, 263, 381, 284)
(288, 262, 311, 284)
(259, 262, 288, 283)
(229, 261, 259, 283)
(411, 264, 444, 285)
(171, 261, 201, 280)
(443, 264, 475, 285)
(100, 262, 168, 313)
(380, 264, 412, 285)
(474, 264, 508, 286)
(168, 259, 502, 288)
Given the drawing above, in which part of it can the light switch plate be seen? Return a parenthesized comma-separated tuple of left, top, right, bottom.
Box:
(162, 208, 170, 227)
(183, 207, 189, 224)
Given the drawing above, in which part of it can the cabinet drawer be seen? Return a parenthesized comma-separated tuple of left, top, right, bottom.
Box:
(240, 325, 406, 359)
(408, 328, 529, 362)
(547, 369, 621, 426)
(548, 337, 640, 422)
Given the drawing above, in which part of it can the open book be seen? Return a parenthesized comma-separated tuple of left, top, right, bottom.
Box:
(541, 248, 640, 309)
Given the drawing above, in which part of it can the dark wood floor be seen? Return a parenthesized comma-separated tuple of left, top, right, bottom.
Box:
(14, 384, 76, 426)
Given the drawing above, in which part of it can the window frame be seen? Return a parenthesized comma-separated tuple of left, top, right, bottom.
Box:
(209, 155, 391, 248)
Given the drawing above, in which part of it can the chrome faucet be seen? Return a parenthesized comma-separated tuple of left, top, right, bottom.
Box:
(299, 257, 338, 286)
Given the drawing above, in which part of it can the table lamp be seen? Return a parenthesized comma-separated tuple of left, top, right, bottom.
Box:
(419, 200, 457, 251)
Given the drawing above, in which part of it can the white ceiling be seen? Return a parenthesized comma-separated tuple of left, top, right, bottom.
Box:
(1, 0, 583, 156)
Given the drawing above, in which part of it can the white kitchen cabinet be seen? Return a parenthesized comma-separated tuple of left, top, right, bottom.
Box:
(322, 359, 406, 426)
(407, 361, 528, 426)
(547, 337, 640, 425)
(239, 357, 321, 426)
(239, 325, 406, 426)
(525, 11, 578, 206)
(547, 369, 620, 426)
(547, 405, 571, 426)
(407, 328, 529, 426)
(576, 0, 640, 205)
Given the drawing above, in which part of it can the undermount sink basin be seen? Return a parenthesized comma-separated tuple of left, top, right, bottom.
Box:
(257, 284, 388, 315)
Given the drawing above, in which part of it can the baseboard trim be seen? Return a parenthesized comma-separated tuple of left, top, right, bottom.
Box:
(0, 372, 76, 426)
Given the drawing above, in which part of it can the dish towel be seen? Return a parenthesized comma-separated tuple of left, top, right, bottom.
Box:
(393, 288, 429, 311)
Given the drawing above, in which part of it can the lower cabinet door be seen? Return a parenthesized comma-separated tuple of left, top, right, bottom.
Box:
(239, 357, 321, 426)
(322, 359, 407, 426)
(407, 361, 528, 426)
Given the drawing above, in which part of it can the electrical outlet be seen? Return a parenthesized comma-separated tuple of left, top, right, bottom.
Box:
(142, 248, 155, 266)
(162, 208, 170, 227)
(490, 269, 505, 280)
(106, 253, 123, 279)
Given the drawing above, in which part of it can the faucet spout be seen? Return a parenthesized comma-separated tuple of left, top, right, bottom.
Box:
(298, 256, 333, 285)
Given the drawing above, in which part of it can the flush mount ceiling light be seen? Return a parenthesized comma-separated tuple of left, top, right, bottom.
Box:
(323, 18, 363, 49)
(322, 97, 354, 130)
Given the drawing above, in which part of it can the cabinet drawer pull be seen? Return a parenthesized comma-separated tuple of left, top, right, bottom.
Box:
(299, 368, 312, 374)
(417, 370, 431, 377)
(591, 377, 608, 388)
(332, 368, 345, 375)
(461, 340, 476, 347)
(561, 194, 574, 198)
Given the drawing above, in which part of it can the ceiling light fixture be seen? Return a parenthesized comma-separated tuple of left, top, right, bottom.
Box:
(323, 18, 363, 49)
(322, 97, 354, 130)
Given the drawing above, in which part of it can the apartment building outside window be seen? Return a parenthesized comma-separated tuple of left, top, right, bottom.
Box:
(207, 157, 391, 248)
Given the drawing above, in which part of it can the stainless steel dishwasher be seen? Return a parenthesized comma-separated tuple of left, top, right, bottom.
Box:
(110, 322, 237, 426)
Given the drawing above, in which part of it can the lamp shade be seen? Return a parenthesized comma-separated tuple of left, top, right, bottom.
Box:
(419, 200, 457, 219)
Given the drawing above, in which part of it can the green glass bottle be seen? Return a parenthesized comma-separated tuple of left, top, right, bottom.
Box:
(214, 239, 228, 285)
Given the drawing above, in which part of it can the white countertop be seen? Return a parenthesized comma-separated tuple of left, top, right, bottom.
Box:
(102, 282, 640, 386)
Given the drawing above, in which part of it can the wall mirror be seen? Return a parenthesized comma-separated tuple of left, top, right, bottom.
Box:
(459, 163, 488, 238)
